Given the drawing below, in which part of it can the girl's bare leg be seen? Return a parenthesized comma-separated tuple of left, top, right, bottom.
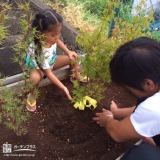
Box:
(53, 55, 80, 79)
(27, 68, 44, 109)
(53, 55, 71, 69)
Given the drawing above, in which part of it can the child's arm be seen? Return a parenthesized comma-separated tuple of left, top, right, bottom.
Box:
(57, 39, 78, 59)
(44, 68, 72, 100)
(110, 101, 136, 119)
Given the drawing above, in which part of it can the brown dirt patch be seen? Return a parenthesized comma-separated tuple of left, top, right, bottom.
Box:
(0, 78, 138, 160)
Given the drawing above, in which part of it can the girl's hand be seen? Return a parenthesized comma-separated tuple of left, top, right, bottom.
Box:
(67, 51, 78, 59)
(93, 108, 113, 127)
(63, 86, 72, 100)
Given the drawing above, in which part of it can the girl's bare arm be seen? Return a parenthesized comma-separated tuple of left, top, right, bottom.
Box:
(57, 39, 71, 54)
(57, 39, 77, 59)
(44, 68, 72, 100)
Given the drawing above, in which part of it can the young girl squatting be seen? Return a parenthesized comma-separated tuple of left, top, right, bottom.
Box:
(26, 9, 86, 112)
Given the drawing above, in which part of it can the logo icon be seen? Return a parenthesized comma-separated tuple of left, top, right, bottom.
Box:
(3, 144, 12, 153)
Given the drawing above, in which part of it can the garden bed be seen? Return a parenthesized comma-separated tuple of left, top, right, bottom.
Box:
(0, 78, 138, 160)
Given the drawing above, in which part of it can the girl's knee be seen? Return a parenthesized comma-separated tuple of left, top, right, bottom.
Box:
(30, 75, 41, 84)
(30, 70, 43, 84)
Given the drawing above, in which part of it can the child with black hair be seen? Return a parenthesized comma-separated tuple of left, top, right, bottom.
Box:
(93, 37, 160, 159)
(26, 9, 88, 112)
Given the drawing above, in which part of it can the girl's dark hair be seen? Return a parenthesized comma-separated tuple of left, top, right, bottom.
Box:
(32, 9, 63, 68)
(32, 9, 63, 33)
(109, 37, 160, 91)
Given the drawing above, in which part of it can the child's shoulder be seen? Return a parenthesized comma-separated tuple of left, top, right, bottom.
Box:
(43, 43, 57, 51)
(51, 43, 57, 49)
(29, 42, 35, 48)
(28, 42, 35, 55)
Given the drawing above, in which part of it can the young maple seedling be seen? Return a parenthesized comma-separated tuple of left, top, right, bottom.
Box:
(0, 2, 40, 135)
(71, 0, 156, 110)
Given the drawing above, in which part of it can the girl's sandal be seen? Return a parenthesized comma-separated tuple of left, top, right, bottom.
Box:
(26, 94, 36, 112)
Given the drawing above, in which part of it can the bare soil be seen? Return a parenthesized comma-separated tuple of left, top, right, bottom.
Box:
(0, 78, 138, 160)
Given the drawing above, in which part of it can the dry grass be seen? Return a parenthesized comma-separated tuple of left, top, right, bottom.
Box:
(44, 0, 99, 33)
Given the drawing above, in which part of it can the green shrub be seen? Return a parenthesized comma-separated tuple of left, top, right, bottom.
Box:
(119, 1, 133, 22)
(80, 0, 107, 17)
(0, 2, 10, 44)
(150, 31, 160, 42)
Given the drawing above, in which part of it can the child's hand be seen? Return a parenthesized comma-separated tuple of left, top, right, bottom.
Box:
(67, 51, 78, 59)
(63, 86, 72, 100)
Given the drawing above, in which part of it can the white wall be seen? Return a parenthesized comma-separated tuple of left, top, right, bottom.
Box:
(132, 0, 160, 15)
